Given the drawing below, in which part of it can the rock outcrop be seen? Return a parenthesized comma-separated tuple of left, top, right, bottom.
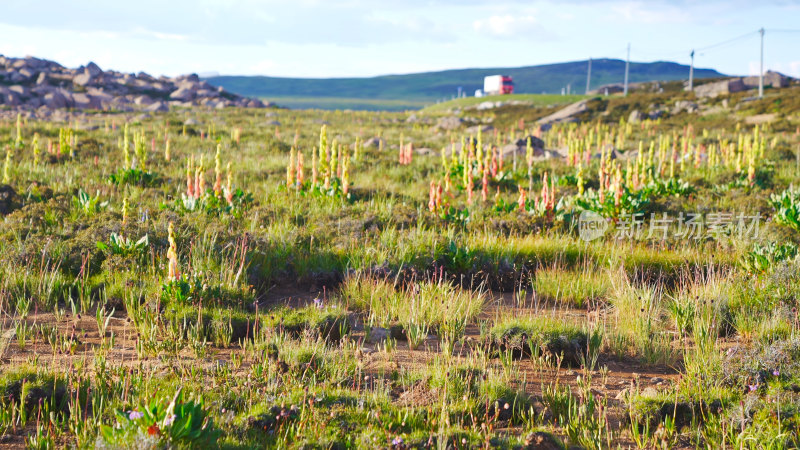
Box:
(0, 54, 270, 117)
(691, 71, 791, 98)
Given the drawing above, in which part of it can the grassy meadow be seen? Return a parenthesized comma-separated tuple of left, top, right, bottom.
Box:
(0, 85, 800, 448)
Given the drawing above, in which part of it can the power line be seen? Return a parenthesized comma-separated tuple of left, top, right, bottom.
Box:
(695, 30, 759, 53)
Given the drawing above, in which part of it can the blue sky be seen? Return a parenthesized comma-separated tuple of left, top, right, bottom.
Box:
(1, 0, 799, 78)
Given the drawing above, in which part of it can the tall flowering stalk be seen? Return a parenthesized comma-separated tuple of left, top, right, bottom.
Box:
(232, 127, 241, 145)
(476, 129, 483, 173)
(296, 151, 304, 186)
(526, 137, 534, 191)
(428, 181, 436, 212)
(214, 144, 223, 196)
(59, 128, 73, 158)
(186, 156, 195, 199)
(330, 141, 338, 178)
(167, 222, 180, 281)
(435, 182, 442, 210)
(341, 151, 350, 195)
(134, 129, 147, 171)
(355, 137, 362, 160)
(2, 145, 12, 183)
(311, 149, 318, 189)
(14, 113, 22, 149)
(195, 155, 206, 196)
(287, 147, 296, 188)
(466, 166, 474, 205)
(123, 124, 131, 169)
(32, 133, 40, 167)
(318, 125, 328, 178)
(399, 134, 404, 164)
(428, 180, 443, 212)
(481, 167, 489, 202)
(224, 162, 234, 206)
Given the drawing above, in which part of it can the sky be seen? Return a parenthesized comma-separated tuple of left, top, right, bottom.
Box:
(1, 0, 799, 79)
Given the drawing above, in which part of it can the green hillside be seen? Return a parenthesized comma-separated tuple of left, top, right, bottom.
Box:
(205, 59, 724, 111)
(422, 93, 588, 113)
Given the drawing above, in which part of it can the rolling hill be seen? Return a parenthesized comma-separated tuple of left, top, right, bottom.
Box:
(205, 59, 724, 111)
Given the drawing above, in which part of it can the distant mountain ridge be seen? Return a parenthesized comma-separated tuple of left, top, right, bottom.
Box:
(205, 59, 725, 110)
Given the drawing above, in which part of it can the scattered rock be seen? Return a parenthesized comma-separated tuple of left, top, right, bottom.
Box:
(672, 100, 699, 114)
(693, 78, 745, 98)
(523, 431, 562, 450)
(368, 327, 389, 344)
(435, 116, 463, 131)
(85, 61, 103, 77)
(364, 137, 385, 148)
(628, 109, 644, 123)
(73, 69, 95, 87)
(465, 124, 494, 134)
(745, 113, 777, 125)
(43, 91, 67, 109)
(170, 86, 195, 102)
(144, 101, 169, 112)
(537, 99, 589, 125)
(743, 70, 790, 89)
(0, 185, 21, 215)
(476, 101, 500, 110)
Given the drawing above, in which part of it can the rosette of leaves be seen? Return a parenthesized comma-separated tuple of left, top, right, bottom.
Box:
(769, 186, 800, 232)
(108, 168, 157, 187)
(99, 389, 220, 448)
(96, 233, 149, 257)
(574, 186, 648, 219)
(740, 241, 798, 274)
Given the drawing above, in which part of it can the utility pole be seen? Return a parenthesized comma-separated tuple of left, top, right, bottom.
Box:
(759, 27, 765, 98)
(688, 50, 695, 92)
(586, 58, 592, 94)
(623, 43, 630, 96)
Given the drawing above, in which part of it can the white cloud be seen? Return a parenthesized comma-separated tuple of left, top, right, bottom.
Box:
(608, 1, 691, 24)
(473, 14, 540, 38)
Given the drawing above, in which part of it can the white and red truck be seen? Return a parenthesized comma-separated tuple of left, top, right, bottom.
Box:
(483, 75, 514, 95)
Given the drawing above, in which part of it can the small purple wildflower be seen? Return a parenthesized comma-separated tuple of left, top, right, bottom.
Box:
(748, 384, 758, 392)
(128, 410, 144, 420)
(392, 436, 404, 446)
(773, 370, 780, 377)
(313, 297, 324, 310)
